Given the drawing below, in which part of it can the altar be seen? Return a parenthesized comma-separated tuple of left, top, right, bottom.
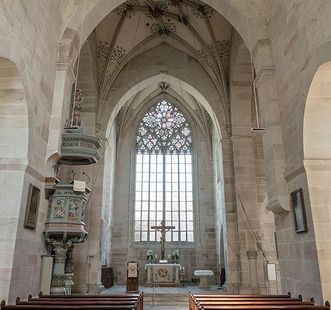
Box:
(145, 263, 181, 286)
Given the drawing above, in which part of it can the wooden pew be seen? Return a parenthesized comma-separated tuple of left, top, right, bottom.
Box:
(28, 294, 143, 310)
(16, 298, 138, 307)
(2, 292, 144, 310)
(38, 294, 141, 298)
(189, 293, 330, 310)
(189, 292, 294, 309)
(192, 293, 292, 299)
(1, 302, 136, 310)
(198, 306, 329, 310)
(36, 292, 142, 310)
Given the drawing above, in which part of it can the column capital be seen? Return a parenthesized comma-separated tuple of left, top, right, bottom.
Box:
(255, 65, 275, 88)
(56, 62, 76, 83)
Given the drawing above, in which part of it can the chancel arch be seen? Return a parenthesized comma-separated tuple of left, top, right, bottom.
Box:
(52, 0, 284, 297)
(105, 84, 220, 284)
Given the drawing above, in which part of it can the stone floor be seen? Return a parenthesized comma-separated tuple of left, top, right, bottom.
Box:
(103, 284, 225, 310)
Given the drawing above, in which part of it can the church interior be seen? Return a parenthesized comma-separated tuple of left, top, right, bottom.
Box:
(1, 0, 331, 309)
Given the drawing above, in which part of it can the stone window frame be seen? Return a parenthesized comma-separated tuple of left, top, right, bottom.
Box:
(128, 94, 201, 246)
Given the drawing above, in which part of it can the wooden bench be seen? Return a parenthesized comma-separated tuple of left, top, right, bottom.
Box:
(29, 294, 143, 307)
(1, 303, 136, 310)
(2, 292, 144, 310)
(16, 299, 138, 306)
(189, 293, 330, 310)
(189, 293, 293, 310)
(198, 306, 329, 310)
(192, 293, 293, 299)
(38, 294, 141, 299)
(35, 292, 143, 310)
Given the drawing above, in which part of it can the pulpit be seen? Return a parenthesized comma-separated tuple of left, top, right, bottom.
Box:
(145, 263, 181, 286)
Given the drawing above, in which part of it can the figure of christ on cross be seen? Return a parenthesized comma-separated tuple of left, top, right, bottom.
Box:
(151, 220, 175, 260)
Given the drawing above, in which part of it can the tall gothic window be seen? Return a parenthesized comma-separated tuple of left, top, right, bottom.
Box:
(134, 100, 194, 242)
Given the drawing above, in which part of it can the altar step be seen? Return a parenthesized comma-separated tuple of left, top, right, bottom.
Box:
(144, 293, 188, 306)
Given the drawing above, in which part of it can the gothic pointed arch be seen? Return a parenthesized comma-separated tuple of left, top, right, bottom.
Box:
(134, 99, 194, 242)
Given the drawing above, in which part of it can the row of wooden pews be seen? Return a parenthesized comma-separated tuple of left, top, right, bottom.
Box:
(1, 292, 144, 310)
(189, 292, 330, 310)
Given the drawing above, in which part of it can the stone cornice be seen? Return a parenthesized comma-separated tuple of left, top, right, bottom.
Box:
(285, 165, 306, 183)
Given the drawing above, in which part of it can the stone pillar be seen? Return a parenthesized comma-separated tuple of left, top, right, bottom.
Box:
(255, 67, 289, 214)
(246, 250, 258, 290)
(220, 137, 241, 293)
(46, 62, 75, 164)
(65, 245, 75, 294)
(51, 241, 71, 295)
(304, 160, 331, 302)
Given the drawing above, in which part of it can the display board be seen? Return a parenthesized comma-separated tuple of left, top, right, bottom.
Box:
(126, 261, 139, 292)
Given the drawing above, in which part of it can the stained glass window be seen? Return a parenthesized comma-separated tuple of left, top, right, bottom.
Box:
(134, 101, 194, 242)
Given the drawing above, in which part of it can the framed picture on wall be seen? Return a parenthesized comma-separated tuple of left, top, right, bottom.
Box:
(24, 184, 41, 230)
(291, 188, 308, 233)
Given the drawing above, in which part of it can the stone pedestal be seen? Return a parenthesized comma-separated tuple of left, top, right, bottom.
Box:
(194, 270, 214, 289)
(50, 241, 71, 295)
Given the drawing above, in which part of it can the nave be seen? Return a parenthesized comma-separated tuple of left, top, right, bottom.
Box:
(2, 0, 331, 307)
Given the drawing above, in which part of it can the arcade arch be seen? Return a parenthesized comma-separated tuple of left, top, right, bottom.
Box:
(304, 60, 331, 302)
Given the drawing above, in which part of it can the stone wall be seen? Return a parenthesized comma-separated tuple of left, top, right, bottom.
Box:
(259, 0, 331, 302)
(0, 1, 62, 302)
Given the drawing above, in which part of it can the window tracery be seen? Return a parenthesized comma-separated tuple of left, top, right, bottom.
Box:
(134, 100, 194, 242)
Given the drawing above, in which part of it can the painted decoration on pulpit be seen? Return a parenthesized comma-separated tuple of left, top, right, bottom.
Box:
(53, 199, 66, 219)
(24, 184, 41, 230)
(68, 199, 80, 220)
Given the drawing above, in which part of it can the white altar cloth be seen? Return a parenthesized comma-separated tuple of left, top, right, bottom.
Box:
(145, 263, 181, 285)
(194, 270, 214, 288)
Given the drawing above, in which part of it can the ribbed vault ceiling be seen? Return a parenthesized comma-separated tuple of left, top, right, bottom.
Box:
(93, 0, 233, 108)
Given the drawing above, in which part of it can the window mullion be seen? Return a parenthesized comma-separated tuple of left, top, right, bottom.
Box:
(140, 158, 143, 241)
(177, 154, 180, 241)
(162, 152, 166, 230)
(185, 154, 187, 242)
(147, 153, 151, 241)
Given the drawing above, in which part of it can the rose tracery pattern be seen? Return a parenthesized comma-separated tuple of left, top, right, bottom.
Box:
(136, 100, 192, 155)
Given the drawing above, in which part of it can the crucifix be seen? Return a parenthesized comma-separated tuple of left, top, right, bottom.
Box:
(151, 220, 175, 260)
